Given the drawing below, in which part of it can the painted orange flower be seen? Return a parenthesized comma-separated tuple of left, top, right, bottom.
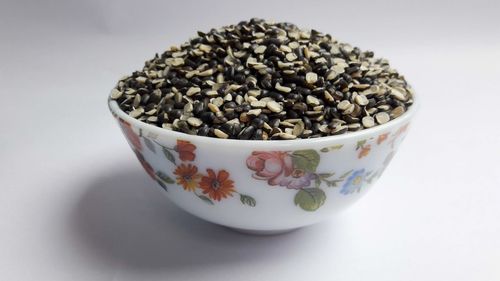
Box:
(358, 144, 371, 159)
(398, 123, 409, 134)
(377, 133, 389, 145)
(390, 123, 410, 147)
(174, 164, 202, 191)
(133, 149, 156, 180)
(176, 140, 196, 162)
(199, 169, 235, 201)
(119, 119, 142, 151)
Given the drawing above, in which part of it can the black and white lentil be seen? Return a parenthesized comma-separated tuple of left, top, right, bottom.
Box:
(111, 18, 414, 140)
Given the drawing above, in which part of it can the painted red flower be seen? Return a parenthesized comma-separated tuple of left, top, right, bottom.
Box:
(175, 140, 196, 162)
(133, 149, 156, 180)
(358, 144, 371, 159)
(119, 119, 142, 151)
(377, 133, 389, 145)
(174, 164, 202, 192)
(199, 169, 235, 201)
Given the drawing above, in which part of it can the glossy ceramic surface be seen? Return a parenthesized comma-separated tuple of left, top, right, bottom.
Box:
(108, 95, 417, 232)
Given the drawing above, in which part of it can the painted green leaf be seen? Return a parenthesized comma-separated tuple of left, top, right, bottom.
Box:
(162, 147, 176, 165)
(366, 171, 378, 184)
(339, 169, 353, 179)
(330, 144, 344, 151)
(294, 188, 326, 211)
(292, 149, 320, 172)
(315, 177, 321, 188)
(198, 195, 214, 205)
(143, 137, 156, 153)
(356, 140, 367, 150)
(320, 144, 343, 153)
(156, 171, 175, 184)
(325, 179, 341, 187)
(318, 172, 335, 179)
(240, 194, 256, 207)
(156, 179, 168, 191)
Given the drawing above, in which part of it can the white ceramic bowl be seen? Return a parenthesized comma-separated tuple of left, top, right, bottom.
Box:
(108, 96, 417, 234)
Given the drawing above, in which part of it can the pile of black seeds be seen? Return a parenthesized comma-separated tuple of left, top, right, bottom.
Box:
(111, 18, 414, 140)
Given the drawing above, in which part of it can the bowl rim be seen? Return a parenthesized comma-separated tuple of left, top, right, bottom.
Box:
(108, 89, 418, 148)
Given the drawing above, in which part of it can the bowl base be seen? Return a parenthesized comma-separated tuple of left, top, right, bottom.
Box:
(228, 227, 299, 235)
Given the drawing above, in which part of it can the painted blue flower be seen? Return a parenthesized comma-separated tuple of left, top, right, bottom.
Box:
(340, 169, 366, 195)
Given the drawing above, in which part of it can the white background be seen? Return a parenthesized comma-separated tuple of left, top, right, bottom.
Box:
(1, 0, 499, 280)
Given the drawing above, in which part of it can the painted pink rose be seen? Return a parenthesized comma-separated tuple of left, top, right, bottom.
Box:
(247, 151, 293, 182)
(246, 151, 314, 189)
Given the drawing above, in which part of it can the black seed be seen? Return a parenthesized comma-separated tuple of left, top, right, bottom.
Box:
(233, 124, 242, 136)
(284, 75, 305, 85)
(184, 58, 198, 68)
(253, 129, 263, 140)
(359, 77, 372, 84)
(336, 79, 348, 90)
(258, 113, 269, 123)
(263, 37, 282, 46)
(238, 125, 255, 140)
(251, 118, 264, 128)
(342, 73, 353, 83)
(225, 67, 235, 79)
(224, 111, 237, 120)
(223, 101, 237, 110)
(312, 122, 320, 134)
(197, 124, 210, 136)
(200, 111, 215, 123)
(287, 93, 302, 101)
(303, 116, 312, 129)
(172, 77, 190, 88)
(296, 87, 311, 96)
(174, 102, 185, 109)
(170, 109, 182, 119)
(239, 85, 249, 93)
(193, 102, 205, 115)
(311, 88, 325, 97)
(116, 19, 413, 140)
(268, 91, 284, 102)
(287, 110, 299, 119)
(162, 103, 174, 113)
(238, 104, 251, 112)
(177, 120, 193, 134)
(234, 74, 246, 84)
(213, 116, 228, 124)
(208, 60, 218, 68)
(269, 118, 280, 128)
(261, 78, 273, 89)
(191, 77, 203, 85)
(220, 123, 235, 135)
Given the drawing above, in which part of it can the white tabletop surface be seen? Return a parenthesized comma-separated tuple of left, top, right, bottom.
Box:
(1, 1, 499, 280)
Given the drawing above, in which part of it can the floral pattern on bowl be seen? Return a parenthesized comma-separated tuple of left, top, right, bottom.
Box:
(119, 118, 410, 212)
(109, 94, 417, 233)
(119, 119, 257, 206)
(246, 149, 353, 211)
